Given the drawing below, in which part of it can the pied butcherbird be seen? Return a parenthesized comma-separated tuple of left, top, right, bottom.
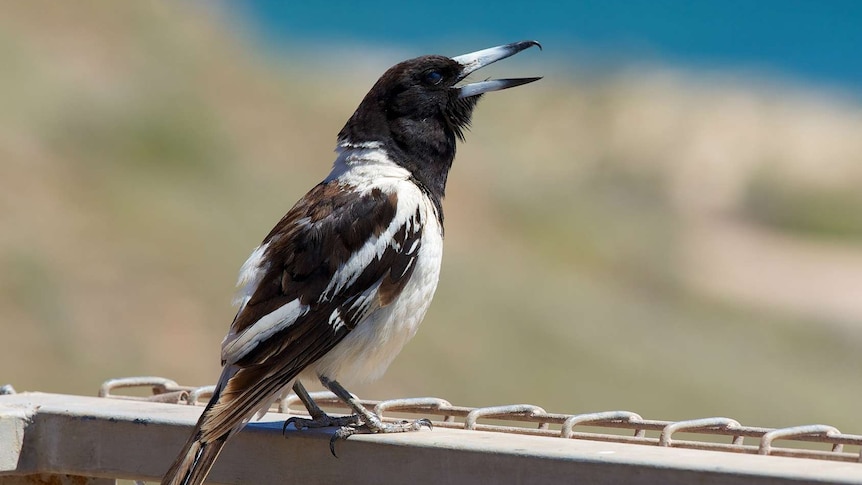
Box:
(162, 40, 541, 485)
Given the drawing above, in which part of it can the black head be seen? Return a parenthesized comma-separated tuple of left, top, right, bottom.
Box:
(338, 41, 541, 200)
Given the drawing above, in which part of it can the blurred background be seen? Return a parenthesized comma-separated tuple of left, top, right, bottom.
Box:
(2, 0, 861, 432)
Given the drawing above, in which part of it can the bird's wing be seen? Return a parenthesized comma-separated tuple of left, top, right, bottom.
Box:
(200, 181, 423, 440)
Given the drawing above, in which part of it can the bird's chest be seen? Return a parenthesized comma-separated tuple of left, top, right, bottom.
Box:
(312, 192, 444, 383)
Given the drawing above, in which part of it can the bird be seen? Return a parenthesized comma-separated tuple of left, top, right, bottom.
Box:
(161, 40, 541, 485)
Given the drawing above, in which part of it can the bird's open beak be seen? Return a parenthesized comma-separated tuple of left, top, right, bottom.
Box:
(452, 40, 542, 99)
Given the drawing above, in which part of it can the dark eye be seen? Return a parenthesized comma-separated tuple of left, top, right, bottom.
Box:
(423, 70, 443, 85)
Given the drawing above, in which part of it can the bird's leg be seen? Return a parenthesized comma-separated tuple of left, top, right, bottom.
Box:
(320, 376, 432, 455)
(282, 380, 361, 433)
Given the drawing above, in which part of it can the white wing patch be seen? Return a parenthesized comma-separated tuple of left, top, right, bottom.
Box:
(320, 201, 419, 303)
(328, 311, 347, 333)
(222, 242, 310, 365)
(232, 243, 270, 313)
(344, 282, 383, 324)
(221, 298, 310, 365)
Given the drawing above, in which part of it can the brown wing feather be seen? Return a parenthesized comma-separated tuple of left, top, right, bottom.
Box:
(199, 181, 423, 441)
(229, 183, 397, 336)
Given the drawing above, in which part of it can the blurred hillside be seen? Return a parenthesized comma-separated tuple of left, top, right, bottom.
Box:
(1, 1, 861, 433)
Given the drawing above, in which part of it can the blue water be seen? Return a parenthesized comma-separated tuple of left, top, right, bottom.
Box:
(237, 0, 862, 94)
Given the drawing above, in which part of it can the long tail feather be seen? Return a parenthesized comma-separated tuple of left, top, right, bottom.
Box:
(160, 358, 303, 484)
(161, 367, 238, 485)
(161, 432, 228, 485)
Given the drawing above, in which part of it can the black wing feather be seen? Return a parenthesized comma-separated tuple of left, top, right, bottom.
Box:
(200, 181, 423, 441)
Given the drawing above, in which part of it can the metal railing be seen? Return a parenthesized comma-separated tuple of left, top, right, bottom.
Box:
(3, 376, 861, 484)
(100, 376, 862, 464)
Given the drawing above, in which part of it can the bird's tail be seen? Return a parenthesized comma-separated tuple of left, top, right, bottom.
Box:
(161, 367, 237, 485)
(160, 431, 227, 485)
(160, 363, 295, 484)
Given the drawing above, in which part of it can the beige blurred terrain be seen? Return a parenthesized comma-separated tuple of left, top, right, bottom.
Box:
(2, 2, 861, 432)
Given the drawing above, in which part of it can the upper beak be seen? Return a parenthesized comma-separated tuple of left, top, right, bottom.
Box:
(451, 40, 542, 98)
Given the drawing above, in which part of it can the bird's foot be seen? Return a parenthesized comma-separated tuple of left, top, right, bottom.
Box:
(283, 413, 361, 433)
(329, 416, 433, 456)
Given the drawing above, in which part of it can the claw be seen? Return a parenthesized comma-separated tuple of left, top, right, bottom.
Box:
(330, 437, 338, 458)
(327, 417, 434, 457)
(329, 426, 358, 457)
(282, 413, 362, 436)
(282, 416, 304, 434)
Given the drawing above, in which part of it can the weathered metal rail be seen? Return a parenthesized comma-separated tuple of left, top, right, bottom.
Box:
(0, 377, 859, 484)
